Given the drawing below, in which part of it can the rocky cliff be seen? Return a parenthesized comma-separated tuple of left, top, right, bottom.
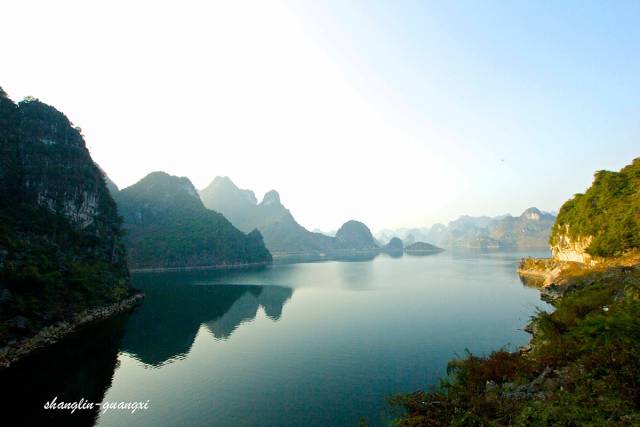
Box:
(550, 225, 594, 264)
(550, 158, 640, 263)
(0, 88, 131, 347)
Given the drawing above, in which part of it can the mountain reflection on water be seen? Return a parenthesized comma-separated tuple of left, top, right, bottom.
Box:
(122, 272, 293, 367)
(0, 267, 293, 426)
(0, 313, 129, 427)
(0, 251, 551, 427)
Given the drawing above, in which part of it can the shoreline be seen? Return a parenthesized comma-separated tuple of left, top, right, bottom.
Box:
(129, 261, 272, 273)
(0, 292, 144, 369)
(392, 252, 640, 424)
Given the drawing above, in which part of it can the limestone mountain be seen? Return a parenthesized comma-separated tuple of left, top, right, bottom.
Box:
(198, 176, 258, 232)
(200, 176, 363, 256)
(382, 237, 404, 254)
(335, 220, 379, 251)
(550, 158, 640, 263)
(0, 89, 131, 344)
(486, 207, 556, 248)
(115, 172, 272, 269)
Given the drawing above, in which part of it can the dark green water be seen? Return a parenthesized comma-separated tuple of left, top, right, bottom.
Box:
(1, 249, 550, 426)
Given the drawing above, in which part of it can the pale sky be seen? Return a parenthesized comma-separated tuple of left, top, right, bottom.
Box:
(2, 1, 638, 231)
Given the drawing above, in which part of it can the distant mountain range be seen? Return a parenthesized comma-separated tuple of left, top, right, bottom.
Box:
(377, 208, 556, 249)
(110, 173, 551, 263)
(199, 176, 379, 256)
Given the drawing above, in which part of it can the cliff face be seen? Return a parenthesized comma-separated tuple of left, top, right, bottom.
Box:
(0, 89, 130, 345)
(550, 225, 594, 264)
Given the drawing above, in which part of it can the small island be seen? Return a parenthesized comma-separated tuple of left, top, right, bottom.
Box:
(404, 241, 444, 255)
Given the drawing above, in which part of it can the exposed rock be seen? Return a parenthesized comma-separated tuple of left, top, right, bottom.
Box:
(501, 367, 553, 400)
(551, 226, 594, 264)
(521, 207, 542, 221)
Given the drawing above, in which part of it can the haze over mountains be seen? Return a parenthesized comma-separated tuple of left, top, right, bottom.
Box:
(377, 207, 556, 249)
(110, 172, 554, 263)
(199, 176, 379, 256)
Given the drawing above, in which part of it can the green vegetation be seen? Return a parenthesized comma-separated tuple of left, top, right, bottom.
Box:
(551, 158, 640, 257)
(390, 265, 640, 426)
(115, 172, 272, 269)
(0, 89, 130, 344)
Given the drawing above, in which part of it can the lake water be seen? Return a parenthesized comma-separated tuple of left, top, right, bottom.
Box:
(2, 249, 550, 426)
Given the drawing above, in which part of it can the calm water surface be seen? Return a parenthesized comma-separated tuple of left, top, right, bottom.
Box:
(2, 249, 550, 426)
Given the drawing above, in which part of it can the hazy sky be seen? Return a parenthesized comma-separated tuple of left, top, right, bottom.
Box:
(2, 1, 638, 231)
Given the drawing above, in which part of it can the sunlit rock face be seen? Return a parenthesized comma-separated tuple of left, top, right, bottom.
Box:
(550, 159, 640, 261)
(521, 207, 542, 221)
(551, 226, 594, 264)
